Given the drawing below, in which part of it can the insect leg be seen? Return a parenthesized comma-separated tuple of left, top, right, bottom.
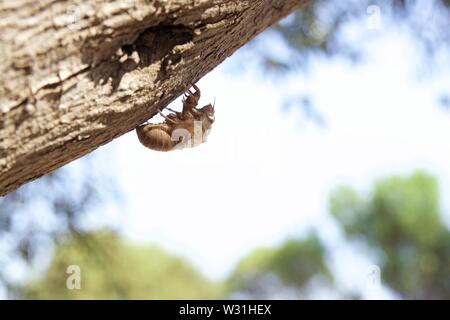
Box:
(166, 107, 180, 114)
(184, 83, 200, 98)
(189, 108, 202, 116)
(158, 110, 178, 124)
(190, 83, 200, 95)
(158, 110, 167, 118)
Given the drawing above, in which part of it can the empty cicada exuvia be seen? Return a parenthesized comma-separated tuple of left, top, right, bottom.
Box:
(136, 84, 215, 152)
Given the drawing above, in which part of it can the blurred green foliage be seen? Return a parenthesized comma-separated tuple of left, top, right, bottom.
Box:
(247, 0, 450, 125)
(23, 231, 330, 300)
(4, 0, 450, 300)
(25, 230, 223, 299)
(227, 233, 331, 298)
(265, 0, 450, 73)
(0, 156, 118, 296)
(331, 171, 450, 299)
(22, 171, 450, 299)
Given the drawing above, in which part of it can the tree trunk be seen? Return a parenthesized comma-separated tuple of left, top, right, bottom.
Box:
(0, 0, 308, 196)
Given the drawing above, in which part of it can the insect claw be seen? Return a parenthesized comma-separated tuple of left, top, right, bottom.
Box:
(158, 110, 167, 118)
(166, 108, 180, 116)
(185, 89, 195, 98)
(182, 83, 200, 98)
(191, 83, 200, 92)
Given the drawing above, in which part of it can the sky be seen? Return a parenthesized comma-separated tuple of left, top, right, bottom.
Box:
(1, 3, 450, 301)
(14, 13, 442, 298)
(71, 19, 450, 298)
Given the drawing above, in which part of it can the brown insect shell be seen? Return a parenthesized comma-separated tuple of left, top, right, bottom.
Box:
(136, 103, 215, 151)
(136, 123, 176, 152)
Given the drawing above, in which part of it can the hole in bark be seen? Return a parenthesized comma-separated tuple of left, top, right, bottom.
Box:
(121, 44, 134, 56)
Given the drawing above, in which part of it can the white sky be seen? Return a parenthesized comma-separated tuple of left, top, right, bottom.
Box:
(83, 25, 450, 299)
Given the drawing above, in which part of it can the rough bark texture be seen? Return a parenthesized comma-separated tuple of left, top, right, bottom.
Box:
(0, 0, 308, 196)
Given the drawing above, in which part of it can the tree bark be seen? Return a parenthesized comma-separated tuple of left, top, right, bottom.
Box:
(0, 0, 308, 196)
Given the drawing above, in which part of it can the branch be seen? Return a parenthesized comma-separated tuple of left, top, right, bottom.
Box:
(0, 0, 308, 196)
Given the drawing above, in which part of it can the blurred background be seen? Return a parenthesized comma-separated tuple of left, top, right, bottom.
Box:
(2, 0, 450, 299)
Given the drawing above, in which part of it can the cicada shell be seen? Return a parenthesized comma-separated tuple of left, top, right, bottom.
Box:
(136, 84, 215, 152)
